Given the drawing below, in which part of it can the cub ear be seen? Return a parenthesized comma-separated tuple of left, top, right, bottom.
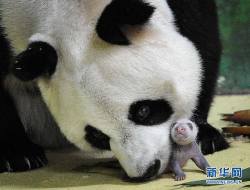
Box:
(96, 0, 155, 45)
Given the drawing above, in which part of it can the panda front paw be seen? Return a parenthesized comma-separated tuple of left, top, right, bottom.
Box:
(0, 141, 48, 172)
(197, 123, 229, 155)
(12, 42, 57, 81)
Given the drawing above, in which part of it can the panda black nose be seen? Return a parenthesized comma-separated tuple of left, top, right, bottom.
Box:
(124, 159, 161, 182)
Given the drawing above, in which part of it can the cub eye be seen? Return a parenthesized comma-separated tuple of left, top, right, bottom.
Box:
(187, 123, 193, 130)
(128, 100, 173, 126)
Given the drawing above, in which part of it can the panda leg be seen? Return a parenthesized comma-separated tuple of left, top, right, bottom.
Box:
(193, 73, 229, 155)
(196, 122, 229, 155)
(193, 52, 229, 155)
(0, 86, 48, 172)
(168, 0, 229, 155)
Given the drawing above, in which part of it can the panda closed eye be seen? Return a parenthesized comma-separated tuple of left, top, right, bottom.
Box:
(128, 100, 173, 126)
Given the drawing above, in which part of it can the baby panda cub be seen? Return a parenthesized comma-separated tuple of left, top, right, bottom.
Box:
(167, 119, 210, 181)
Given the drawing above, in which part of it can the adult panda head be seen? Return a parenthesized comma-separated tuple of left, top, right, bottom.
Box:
(1, 0, 202, 180)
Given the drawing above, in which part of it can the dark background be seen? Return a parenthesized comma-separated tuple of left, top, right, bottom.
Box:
(216, 0, 250, 94)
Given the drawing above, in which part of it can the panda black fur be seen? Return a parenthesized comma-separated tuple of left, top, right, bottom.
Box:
(167, 0, 229, 155)
(0, 0, 229, 180)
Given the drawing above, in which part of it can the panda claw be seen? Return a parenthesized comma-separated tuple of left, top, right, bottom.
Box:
(197, 123, 230, 155)
(36, 156, 45, 166)
(24, 157, 32, 170)
(5, 160, 13, 172)
(0, 141, 48, 173)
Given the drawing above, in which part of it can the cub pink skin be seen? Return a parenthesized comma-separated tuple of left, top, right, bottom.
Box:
(167, 119, 210, 181)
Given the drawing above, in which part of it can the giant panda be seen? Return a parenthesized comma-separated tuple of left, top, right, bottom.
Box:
(0, 0, 229, 181)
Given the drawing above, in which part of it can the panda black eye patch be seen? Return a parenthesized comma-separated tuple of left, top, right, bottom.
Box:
(128, 100, 173, 126)
(85, 125, 111, 150)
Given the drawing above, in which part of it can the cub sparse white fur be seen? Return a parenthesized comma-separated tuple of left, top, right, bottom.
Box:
(171, 119, 198, 145)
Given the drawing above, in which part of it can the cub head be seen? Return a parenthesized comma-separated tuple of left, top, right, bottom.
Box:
(171, 119, 198, 145)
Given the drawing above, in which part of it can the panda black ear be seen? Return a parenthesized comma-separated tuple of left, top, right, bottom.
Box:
(96, 0, 155, 45)
(12, 42, 57, 81)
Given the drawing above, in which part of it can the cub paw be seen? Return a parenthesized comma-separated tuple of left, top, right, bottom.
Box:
(197, 123, 229, 155)
(175, 173, 186, 181)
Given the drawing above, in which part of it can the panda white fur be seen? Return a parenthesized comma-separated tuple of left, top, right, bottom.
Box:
(0, 0, 229, 181)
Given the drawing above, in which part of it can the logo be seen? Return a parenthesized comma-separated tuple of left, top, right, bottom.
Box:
(206, 167, 243, 185)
